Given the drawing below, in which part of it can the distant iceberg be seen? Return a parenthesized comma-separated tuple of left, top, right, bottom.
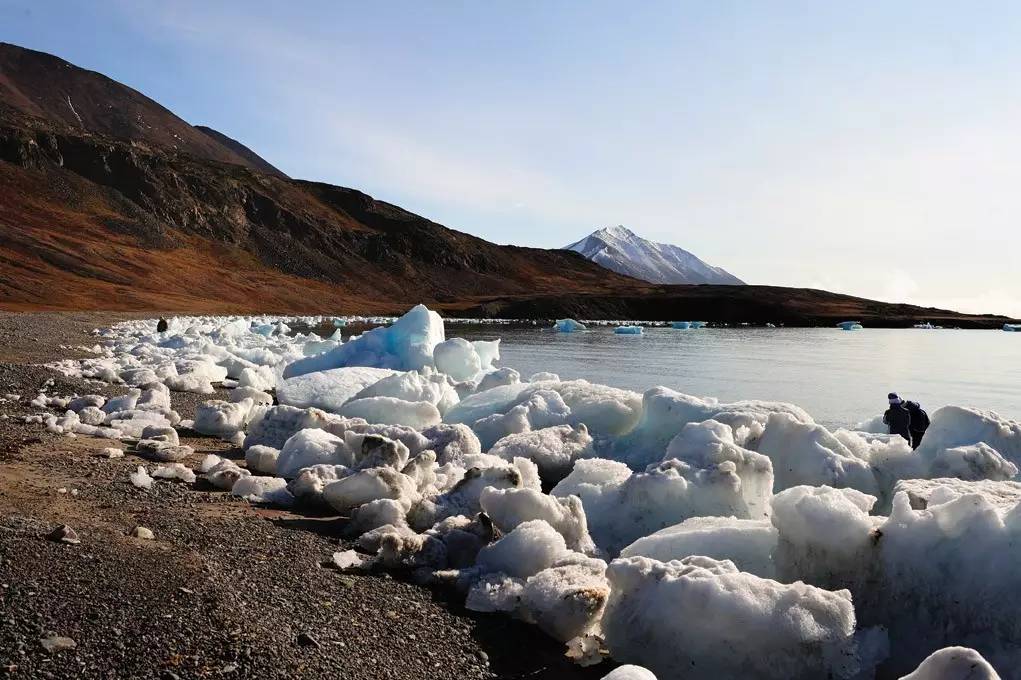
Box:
(615, 325, 644, 335)
(671, 321, 691, 330)
(837, 321, 863, 331)
(1005, 324, 1021, 332)
(554, 318, 587, 333)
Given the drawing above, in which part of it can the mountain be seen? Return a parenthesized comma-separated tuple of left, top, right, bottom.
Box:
(565, 225, 744, 285)
(0, 42, 1014, 327)
(0, 42, 639, 313)
(0, 43, 283, 176)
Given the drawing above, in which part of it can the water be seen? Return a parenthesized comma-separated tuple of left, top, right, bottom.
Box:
(450, 325, 1021, 429)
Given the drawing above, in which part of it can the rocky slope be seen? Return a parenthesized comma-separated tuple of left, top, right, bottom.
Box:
(565, 225, 744, 285)
(0, 42, 1015, 327)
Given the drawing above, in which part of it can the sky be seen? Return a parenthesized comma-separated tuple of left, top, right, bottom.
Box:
(3, 1, 1020, 316)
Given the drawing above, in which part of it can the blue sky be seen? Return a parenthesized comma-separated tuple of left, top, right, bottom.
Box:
(3, 1, 1020, 316)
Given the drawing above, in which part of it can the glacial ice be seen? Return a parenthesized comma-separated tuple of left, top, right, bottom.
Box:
(26, 305, 1021, 680)
(554, 319, 587, 332)
(601, 555, 883, 680)
(277, 366, 397, 412)
(283, 304, 444, 377)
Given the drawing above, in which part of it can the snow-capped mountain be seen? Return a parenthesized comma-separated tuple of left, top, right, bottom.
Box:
(564, 225, 745, 285)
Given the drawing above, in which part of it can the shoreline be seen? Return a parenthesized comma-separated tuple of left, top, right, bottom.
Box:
(0, 311, 603, 679)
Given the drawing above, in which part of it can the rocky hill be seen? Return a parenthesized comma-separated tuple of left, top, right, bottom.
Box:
(0, 42, 1015, 327)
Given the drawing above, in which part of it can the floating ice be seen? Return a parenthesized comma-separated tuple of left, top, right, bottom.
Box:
(554, 319, 587, 333)
(614, 325, 643, 335)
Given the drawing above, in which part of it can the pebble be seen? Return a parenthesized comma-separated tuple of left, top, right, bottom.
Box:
(296, 632, 320, 648)
(131, 526, 154, 540)
(47, 524, 80, 545)
(39, 635, 76, 653)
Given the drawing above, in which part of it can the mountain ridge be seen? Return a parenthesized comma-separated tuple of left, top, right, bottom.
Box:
(565, 225, 744, 285)
(0, 41, 1015, 327)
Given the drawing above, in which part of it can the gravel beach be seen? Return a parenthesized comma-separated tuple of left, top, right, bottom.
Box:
(0, 312, 608, 679)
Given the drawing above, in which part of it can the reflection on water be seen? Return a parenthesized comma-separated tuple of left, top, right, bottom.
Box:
(450, 325, 1021, 429)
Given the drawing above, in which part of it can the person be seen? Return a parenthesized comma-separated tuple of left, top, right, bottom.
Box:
(883, 392, 912, 444)
(904, 400, 930, 450)
(156, 318, 168, 333)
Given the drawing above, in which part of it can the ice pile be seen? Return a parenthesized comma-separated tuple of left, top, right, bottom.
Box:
(30, 304, 1021, 680)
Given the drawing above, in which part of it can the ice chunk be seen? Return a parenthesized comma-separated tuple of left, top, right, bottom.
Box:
(276, 367, 397, 413)
(477, 519, 568, 578)
(471, 389, 572, 449)
(204, 458, 250, 489)
(770, 485, 878, 587)
(665, 420, 774, 519)
(553, 457, 752, 555)
(420, 423, 481, 465)
(480, 487, 596, 554)
(614, 325, 643, 335)
(152, 463, 197, 483)
(433, 338, 482, 381)
(352, 371, 459, 414)
(140, 424, 179, 446)
(283, 304, 444, 377)
(893, 478, 1021, 511)
(915, 406, 1021, 469)
(899, 647, 1000, 680)
(129, 466, 153, 489)
(340, 396, 441, 429)
(621, 516, 777, 578)
(756, 413, 880, 495)
(554, 319, 587, 332)
(520, 558, 609, 641)
(611, 387, 813, 470)
(322, 467, 418, 511)
(103, 389, 141, 414)
(244, 445, 280, 474)
(68, 394, 105, 412)
(489, 425, 594, 486)
(276, 428, 354, 478)
(230, 386, 274, 406)
(165, 373, 214, 394)
(237, 365, 276, 392)
(601, 667, 658, 680)
(287, 464, 351, 505)
(927, 442, 1018, 481)
(193, 399, 254, 437)
(602, 555, 879, 680)
(232, 475, 294, 506)
(243, 405, 348, 450)
(472, 339, 501, 372)
(476, 367, 520, 393)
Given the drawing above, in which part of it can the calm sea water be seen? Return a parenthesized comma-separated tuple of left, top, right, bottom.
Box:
(450, 325, 1021, 429)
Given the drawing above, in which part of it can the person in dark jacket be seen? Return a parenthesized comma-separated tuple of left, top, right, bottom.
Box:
(904, 400, 930, 450)
(883, 392, 912, 443)
(156, 318, 168, 333)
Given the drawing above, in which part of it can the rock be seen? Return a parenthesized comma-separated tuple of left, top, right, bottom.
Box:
(131, 526, 154, 540)
(296, 632, 320, 648)
(39, 634, 76, 653)
(47, 524, 80, 545)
